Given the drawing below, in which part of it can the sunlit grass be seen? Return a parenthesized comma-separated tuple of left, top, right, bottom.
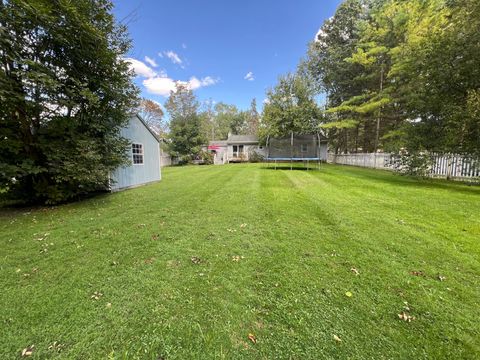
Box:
(1, 163, 479, 359)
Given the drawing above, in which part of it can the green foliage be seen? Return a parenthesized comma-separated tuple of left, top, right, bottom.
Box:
(165, 83, 205, 157)
(320, 119, 359, 129)
(199, 101, 251, 141)
(261, 73, 321, 139)
(302, 0, 480, 155)
(391, 151, 434, 178)
(247, 149, 264, 163)
(0, 0, 138, 204)
(197, 150, 214, 165)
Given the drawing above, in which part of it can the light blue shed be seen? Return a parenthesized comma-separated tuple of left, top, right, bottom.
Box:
(109, 114, 161, 191)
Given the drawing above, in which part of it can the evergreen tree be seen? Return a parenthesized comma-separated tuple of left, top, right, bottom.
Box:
(247, 98, 260, 135)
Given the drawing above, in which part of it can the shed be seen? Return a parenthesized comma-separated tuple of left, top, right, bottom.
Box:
(109, 114, 161, 191)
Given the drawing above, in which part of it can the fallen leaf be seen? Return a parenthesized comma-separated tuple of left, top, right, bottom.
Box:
(247, 333, 257, 344)
(350, 268, 360, 276)
(21, 345, 34, 357)
(144, 258, 154, 264)
(151, 234, 159, 241)
(106, 302, 112, 308)
(437, 275, 446, 281)
(333, 334, 342, 342)
(345, 291, 353, 297)
(398, 312, 415, 322)
(240, 223, 247, 228)
(91, 291, 103, 300)
(48, 341, 64, 352)
(232, 255, 242, 262)
(191, 256, 202, 264)
(410, 270, 425, 277)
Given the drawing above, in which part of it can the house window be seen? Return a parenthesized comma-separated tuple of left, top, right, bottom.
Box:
(301, 144, 308, 153)
(132, 143, 144, 164)
(232, 145, 244, 156)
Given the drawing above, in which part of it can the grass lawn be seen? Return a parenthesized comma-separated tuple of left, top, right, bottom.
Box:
(1, 164, 479, 359)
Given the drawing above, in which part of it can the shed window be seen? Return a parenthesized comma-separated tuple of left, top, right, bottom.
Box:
(300, 144, 308, 153)
(132, 143, 144, 164)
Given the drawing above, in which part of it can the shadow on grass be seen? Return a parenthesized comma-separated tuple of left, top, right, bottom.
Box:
(326, 164, 480, 196)
(261, 166, 320, 171)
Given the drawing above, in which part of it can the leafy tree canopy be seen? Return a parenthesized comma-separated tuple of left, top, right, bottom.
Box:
(0, 0, 138, 204)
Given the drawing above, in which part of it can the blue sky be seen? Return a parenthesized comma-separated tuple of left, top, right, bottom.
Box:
(113, 0, 342, 112)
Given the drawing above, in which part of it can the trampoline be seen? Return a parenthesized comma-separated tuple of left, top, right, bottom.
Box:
(266, 133, 323, 170)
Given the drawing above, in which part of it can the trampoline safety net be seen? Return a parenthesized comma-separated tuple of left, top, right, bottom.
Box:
(267, 134, 320, 160)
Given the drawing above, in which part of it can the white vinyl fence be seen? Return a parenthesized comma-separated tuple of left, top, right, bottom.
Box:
(160, 154, 179, 167)
(328, 152, 480, 180)
(328, 153, 392, 169)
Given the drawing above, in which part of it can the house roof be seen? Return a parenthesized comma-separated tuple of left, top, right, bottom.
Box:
(208, 140, 228, 146)
(227, 134, 259, 144)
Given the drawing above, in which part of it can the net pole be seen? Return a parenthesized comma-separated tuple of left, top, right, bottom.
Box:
(290, 132, 293, 170)
(266, 135, 270, 169)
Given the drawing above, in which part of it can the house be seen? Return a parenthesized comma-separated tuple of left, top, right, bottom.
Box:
(109, 114, 161, 191)
(207, 134, 266, 164)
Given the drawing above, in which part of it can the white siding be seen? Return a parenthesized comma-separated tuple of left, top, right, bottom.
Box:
(110, 115, 161, 191)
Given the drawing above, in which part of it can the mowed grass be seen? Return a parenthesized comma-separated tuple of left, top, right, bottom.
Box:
(1, 164, 479, 359)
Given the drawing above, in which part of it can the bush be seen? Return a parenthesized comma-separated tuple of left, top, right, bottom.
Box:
(197, 150, 214, 165)
(391, 150, 433, 178)
(248, 150, 265, 163)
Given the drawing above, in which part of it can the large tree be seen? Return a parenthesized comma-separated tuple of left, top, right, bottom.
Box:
(0, 0, 138, 204)
(261, 73, 321, 139)
(165, 82, 205, 156)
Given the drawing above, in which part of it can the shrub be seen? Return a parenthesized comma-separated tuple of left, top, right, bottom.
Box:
(248, 150, 265, 163)
(391, 150, 433, 178)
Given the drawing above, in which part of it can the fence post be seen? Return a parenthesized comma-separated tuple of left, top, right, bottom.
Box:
(446, 154, 452, 180)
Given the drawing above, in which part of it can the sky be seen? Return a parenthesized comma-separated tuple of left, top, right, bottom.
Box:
(112, 0, 342, 112)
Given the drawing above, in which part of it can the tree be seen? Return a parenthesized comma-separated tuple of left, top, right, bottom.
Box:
(0, 0, 138, 204)
(388, 0, 480, 155)
(165, 83, 205, 156)
(261, 73, 321, 139)
(137, 99, 165, 136)
(299, 0, 369, 153)
(199, 102, 249, 140)
(246, 98, 260, 135)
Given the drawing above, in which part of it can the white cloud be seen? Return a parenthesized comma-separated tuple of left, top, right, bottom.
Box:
(125, 58, 156, 78)
(182, 43, 187, 49)
(143, 75, 219, 97)
(158, 52, 164, 58)
(144, 56, 158, 68)
(164, 50, 183, 65)
(126, 56, 215, 97)
(143, 76, 176, 97)
(244, 71, 254, 81)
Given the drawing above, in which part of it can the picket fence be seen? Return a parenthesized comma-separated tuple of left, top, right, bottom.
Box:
(327, 152, 480, 180)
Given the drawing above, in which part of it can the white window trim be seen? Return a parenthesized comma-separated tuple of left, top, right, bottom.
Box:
(132, 143, 144, 165)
